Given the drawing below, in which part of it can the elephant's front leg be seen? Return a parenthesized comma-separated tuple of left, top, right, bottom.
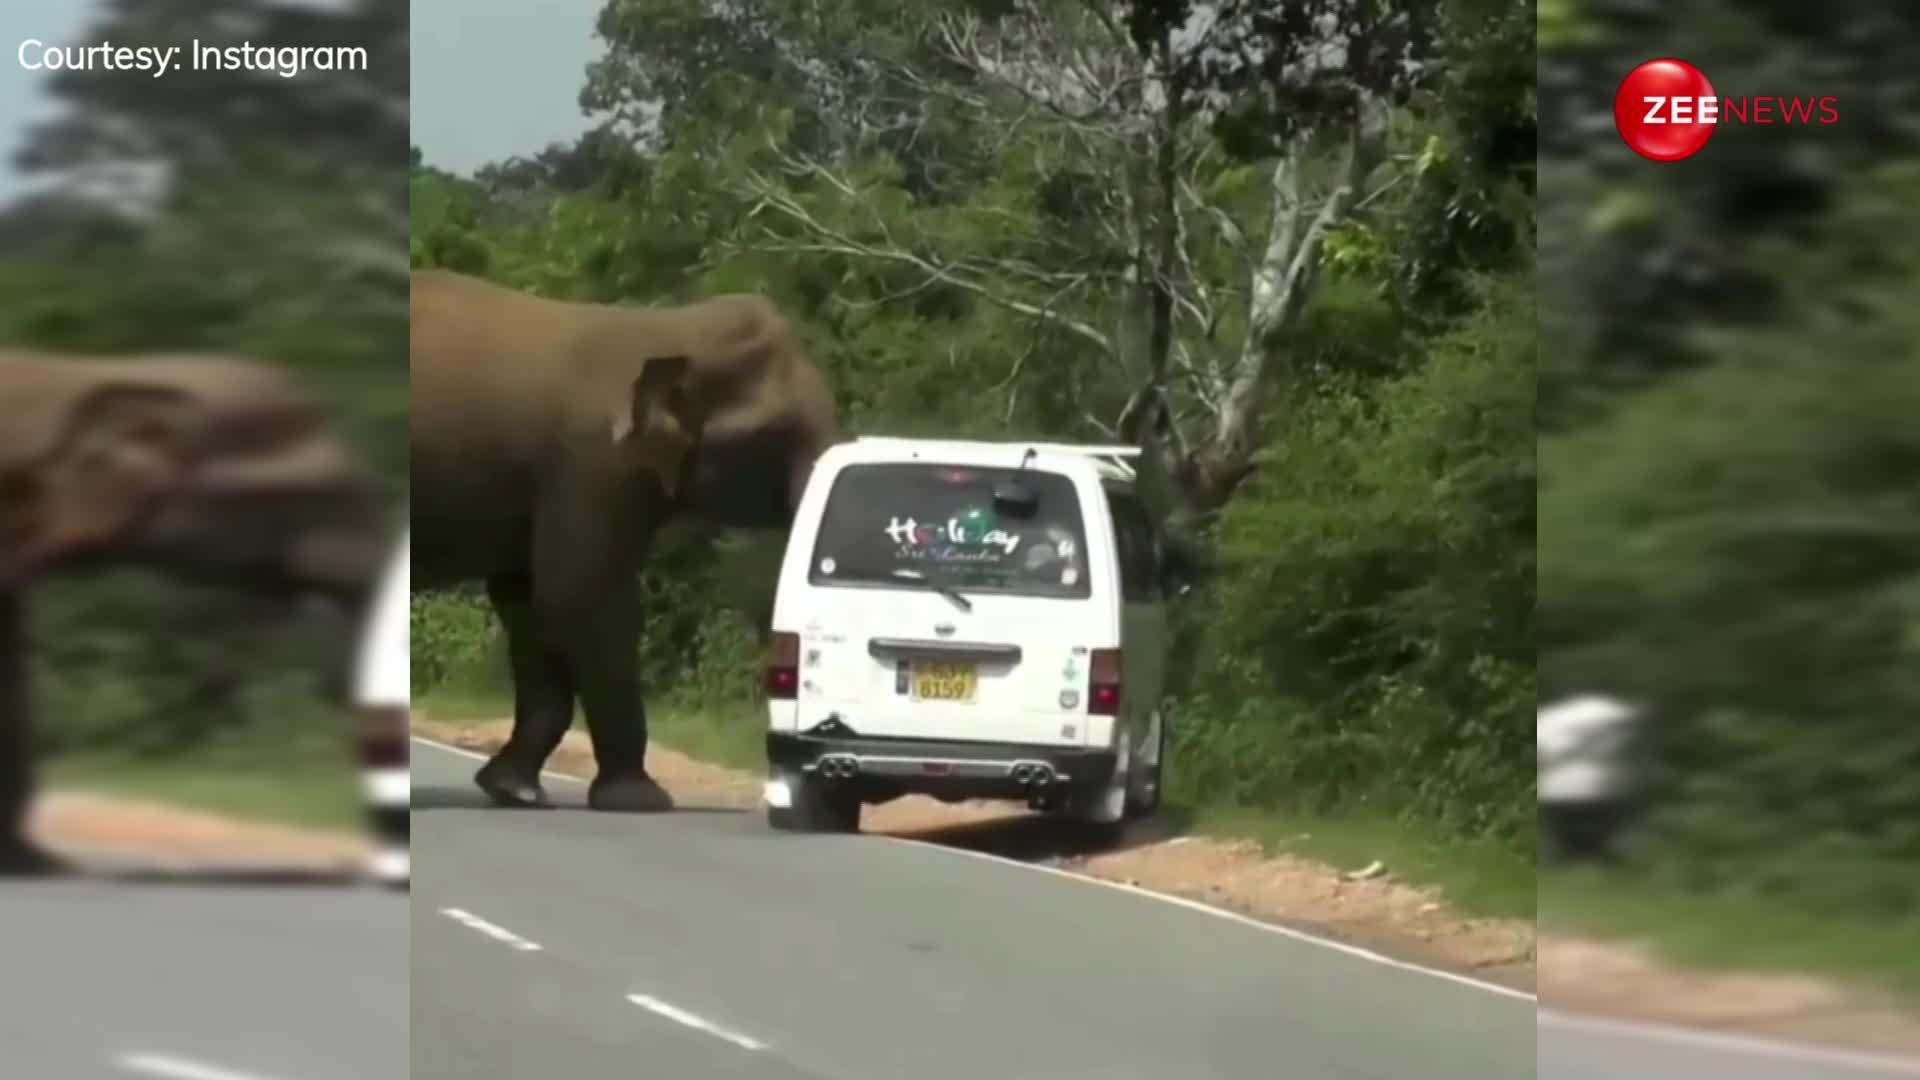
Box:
(529, 467, 673, 814)
(566, 577, 673, 813)
(0, 591, 60, 875)
(472, 572, 575, 809)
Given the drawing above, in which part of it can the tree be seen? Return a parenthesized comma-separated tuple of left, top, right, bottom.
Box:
(702, 0, 1451, 519)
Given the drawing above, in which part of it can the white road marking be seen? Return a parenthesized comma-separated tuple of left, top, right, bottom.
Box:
(413, 735, 1528, 1000)
(1539, 1009, 1920, 1075)
(114, 1052, 280, 1080)
(412, 737, 1919, 1073)
(882, 833, 1538, 1003)
(440, 906, 542, 952)
(626, 993, 768, 1052)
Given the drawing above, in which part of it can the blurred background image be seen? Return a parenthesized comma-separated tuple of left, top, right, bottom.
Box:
(0, 1, 407, 1078)
(1537, 2, 1920, 1075)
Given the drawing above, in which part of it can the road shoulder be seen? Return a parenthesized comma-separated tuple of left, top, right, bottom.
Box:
(411, 712, 1536, 993)
(412, 711, 1920, 1060)
(27, 788, 370, 872)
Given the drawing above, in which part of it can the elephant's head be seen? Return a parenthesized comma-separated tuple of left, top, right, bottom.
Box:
(0, 349, 389, 599)
(627, 295, 841, 530)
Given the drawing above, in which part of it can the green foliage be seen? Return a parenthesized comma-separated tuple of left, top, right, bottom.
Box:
(1179, 271, 1535, 841)
(26, 573, 357, 759)
(411, 0, 1537, 866)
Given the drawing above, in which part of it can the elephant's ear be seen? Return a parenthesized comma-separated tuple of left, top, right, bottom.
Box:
(610, 354, 694, 444)
(0, 384, 194, 583)
(609, 355, 701, 497)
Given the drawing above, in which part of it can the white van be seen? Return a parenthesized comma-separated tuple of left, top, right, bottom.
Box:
(352, 530, 409, 886)
(762, 438, 1171, 835)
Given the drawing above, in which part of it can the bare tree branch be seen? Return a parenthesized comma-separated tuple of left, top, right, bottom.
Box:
(1211, 93, 1390, 465)
(737, 194, 1113, 351)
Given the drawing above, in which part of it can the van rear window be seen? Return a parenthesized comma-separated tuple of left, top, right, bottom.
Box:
(809, 463, 1092, 598)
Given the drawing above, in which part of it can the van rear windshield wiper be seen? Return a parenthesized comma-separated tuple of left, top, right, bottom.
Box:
(889, 568, 973, 612)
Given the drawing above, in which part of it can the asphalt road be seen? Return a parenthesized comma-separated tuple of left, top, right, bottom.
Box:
(0, 875, 406, 1080)
(411, 737, 1534, 1080)
(1539, 1010, 1920, 1080)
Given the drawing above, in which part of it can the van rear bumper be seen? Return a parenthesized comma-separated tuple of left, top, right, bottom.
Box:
(766, 732, 1117, 804)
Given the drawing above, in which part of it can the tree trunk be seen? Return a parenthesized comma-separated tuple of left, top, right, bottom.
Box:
(1200, 98, 1388, 513)
(1119, 42, 1196, 535)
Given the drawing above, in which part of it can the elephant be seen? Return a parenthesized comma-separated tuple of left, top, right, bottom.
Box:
(409, 270, 840, 813)
(0, 347, 390, 873)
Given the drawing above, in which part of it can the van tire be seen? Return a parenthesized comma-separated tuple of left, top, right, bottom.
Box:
(1125, 707, 1167, 820)
(1070, 819, 1128, 848)
(768, 774, 861, 834)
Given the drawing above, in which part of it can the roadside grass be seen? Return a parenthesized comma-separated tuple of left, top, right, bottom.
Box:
(41, 729, 365, 832)
(413, 690, 767, 773)
(408, 689, 509, 728)
(1540, 867, 1920, 1004)
(1189, 804, 1536, 922)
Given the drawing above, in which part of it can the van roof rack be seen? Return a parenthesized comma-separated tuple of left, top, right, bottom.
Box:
(851, 436, 1141, 481)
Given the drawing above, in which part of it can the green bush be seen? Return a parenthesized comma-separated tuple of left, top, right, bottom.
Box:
(1541, 342, 1920, 916)
(1175, 273, 1535, 845)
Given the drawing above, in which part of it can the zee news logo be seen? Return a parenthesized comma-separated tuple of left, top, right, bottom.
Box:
(1614, 58, 1840, 162)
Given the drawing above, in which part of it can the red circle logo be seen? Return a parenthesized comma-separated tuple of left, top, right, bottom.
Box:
(1614, 59, 1716, 162)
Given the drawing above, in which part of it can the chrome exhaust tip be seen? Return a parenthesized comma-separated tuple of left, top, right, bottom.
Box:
(1010, 761, 1052, 787)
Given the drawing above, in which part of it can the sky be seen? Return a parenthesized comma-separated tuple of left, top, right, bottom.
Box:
(0, 0, 102, 205)
(410, 0, 603, 176)
(2, 0, 602, 205)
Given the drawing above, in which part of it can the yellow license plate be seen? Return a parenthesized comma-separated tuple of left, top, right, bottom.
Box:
(911, 662, 978, 703)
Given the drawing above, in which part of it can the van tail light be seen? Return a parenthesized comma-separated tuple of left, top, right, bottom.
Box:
(766, 631, 800, 700)
(1087, 647, 1122, 716)
(358, 706, 410, 768)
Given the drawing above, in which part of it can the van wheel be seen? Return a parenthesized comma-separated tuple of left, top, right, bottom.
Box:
(1125, 707, 1166, 820)
(768, 772, 861, 834)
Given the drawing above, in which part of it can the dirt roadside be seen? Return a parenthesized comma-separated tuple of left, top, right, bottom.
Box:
(26, 789, 370, 872)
